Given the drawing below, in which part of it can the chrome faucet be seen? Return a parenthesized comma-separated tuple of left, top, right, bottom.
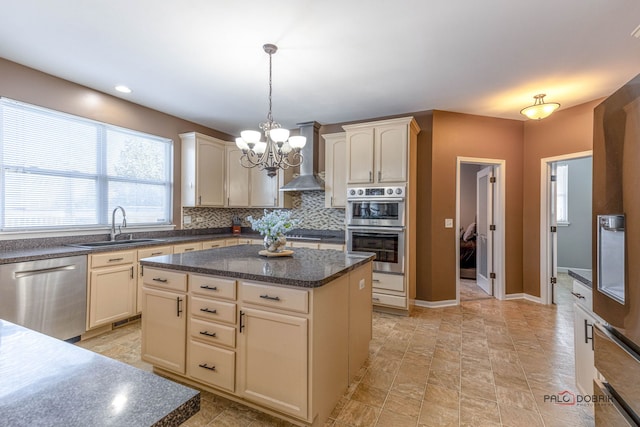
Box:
(110, 206, 127, 241)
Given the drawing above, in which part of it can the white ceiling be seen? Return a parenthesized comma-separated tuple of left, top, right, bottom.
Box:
(1, 1, 640, 136)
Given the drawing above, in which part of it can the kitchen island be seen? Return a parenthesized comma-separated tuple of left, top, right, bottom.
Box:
(0, 319, 199, 427)
(139, 245, 374, 427)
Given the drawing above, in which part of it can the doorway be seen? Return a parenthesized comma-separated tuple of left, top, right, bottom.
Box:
(456, 157, 506, 303)
(540, 151, 593, 305)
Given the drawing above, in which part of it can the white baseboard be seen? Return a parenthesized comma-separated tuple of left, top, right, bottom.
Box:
(503, 293, 543, 303)
(414, 298, 458, 308)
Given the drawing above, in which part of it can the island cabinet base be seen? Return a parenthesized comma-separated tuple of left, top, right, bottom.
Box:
(142, 261, 373, 427)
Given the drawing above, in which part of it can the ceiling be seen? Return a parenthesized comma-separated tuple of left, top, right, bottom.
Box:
(1, 1, 640, 137)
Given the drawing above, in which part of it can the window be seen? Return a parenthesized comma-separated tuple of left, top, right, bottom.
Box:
(556, 163, 569, 225)
(0, 98, 173, 231)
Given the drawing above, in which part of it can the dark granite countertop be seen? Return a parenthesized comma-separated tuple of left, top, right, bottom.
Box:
(0, 228, 345, 265)
(140, 245, 374, 288)
(0, 319, 199, 426)
(568, 268, 592, 288)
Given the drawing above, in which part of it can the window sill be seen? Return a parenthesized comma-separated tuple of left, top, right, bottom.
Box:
(557, 221, 571, 227)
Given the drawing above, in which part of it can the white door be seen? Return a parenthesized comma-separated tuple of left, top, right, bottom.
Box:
(476, 166, 494, 295)
(548, 162, 559, 304)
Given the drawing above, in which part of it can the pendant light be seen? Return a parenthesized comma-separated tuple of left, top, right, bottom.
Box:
(520, 94, 560, 120)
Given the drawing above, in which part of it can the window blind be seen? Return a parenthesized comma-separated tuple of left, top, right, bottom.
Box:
(0, 98, 173, 231)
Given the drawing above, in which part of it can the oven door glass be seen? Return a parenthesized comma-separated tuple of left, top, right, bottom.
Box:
(349, 228, 404, 274)
(347, 200, 404, 227)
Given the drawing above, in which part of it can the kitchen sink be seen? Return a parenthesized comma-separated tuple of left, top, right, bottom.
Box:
(68, 238, 165, 249)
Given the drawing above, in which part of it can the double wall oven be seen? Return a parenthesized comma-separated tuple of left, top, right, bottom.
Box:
(346, 186, 405, 274)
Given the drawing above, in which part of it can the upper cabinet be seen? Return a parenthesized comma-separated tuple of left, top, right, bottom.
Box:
(225, 144, 291, 208)
(323, 132, 347, 208)
(343, 117, 419, 185)
(180, 132, 226, 207)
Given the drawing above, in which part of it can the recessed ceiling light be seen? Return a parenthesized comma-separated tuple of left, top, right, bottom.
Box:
(115, 85, 132, 94)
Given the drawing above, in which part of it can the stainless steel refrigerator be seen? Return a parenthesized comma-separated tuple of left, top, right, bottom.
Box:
(593, 73, 640, 426)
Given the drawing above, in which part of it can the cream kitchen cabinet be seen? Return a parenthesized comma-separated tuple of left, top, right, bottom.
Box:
(136, 245, 173, 314)
(323, 132, 347, 208)
(87, 250, 136, 329)
(288, 241, 320, 249)
(225, 144, 291, 208)
(180, 132, 226, 207)
(202, 240, 225, 249)
(343, 117, 419, 185)
(141, 267, 188, 374)
(371, 271, 407, 310)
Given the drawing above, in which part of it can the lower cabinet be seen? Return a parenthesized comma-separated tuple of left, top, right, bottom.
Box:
(88, 250, 136, 329)
(188, 339, 235, 392)
(371, 271, 407, 310)
(141, 268, 188, 374)
(237, 307, 308, 419)
(574, 302, 597, 396)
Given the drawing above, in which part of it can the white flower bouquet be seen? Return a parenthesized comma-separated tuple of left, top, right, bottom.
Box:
(247, 209, 300, 252)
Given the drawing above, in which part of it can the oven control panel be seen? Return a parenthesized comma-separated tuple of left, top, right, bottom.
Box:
(347, 186, 405, 198)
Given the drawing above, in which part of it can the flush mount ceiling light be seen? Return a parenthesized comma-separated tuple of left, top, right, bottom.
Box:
(235, 43, 306, 178)
(520, 94, 560, 120)
(114, 85, 132, 94)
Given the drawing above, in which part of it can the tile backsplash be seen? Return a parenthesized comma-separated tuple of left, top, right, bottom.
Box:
(183, 191, 345, 231)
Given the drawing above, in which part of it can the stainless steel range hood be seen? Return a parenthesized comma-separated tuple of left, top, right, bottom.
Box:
(280, 121, 325, 192)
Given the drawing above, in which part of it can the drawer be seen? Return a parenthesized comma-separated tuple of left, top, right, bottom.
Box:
(191, 296, 236, 324)
(190, 274, 236, 300)
(143, 267, 187, 292)
(173, 242, 203, 254)
(202, 240, 225, 249)
(372, 292, 406, 309)
(224, 239, 239, 246)
(241, 282, 309, 314)
(91, 250, 136, 268)
(236, 238, 255, 245)
(188, 340, 235, 392)
(288, 241, 320, 249)
(319, 243, 345, 251)
(572, 280, 593, 311)
(372, 272, 404, 292)
(137, 245, 173, 260)
(190, 317, 236, 348)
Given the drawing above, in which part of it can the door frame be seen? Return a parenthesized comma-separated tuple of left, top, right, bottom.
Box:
(539, 150, 592, 304)
(456, 157, 506, 303)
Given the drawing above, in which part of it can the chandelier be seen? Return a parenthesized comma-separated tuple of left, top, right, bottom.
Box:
(235, 43, 306, 177)
(520, 94, 560, 120)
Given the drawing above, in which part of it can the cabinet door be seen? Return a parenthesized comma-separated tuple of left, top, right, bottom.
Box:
(250, 167, 279, 207)
(88, 264, 136, 328)
(574, 303, 596, 395)
(197, 140, 225, 206)
(136, 245, 173, 314)
(238, 307, 308, 419)
(346, 128, 374, 184)
(141, 287, 186, 374)
(376, 123, 407, 183)
(226, 147, 250, 207)
(324, 133, 347, 208)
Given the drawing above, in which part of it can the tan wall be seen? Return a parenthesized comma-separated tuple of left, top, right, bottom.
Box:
(421, 111, 524, 301)
(0, 58, 232, 227)
(522, 99, 602, 296)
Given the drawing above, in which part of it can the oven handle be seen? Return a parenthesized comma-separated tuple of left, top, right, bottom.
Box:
(347, 197, 404, 202)
(348, 226, 405, 233)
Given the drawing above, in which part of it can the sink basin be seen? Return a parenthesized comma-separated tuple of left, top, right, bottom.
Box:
(68, 238, 165, 249)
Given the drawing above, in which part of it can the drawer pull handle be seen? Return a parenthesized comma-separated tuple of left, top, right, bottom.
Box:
(372, 279, 381, 283)
(198, 363, 216, 371)
(153, 277, 168, 283)
(200, 285, 218, 291)
(200, 308, 217, 314)
(259, 294, 281, 301)
(571, 291, 585, 299)
(199, 331, 217, 337)
(372, 297, 381, 301)
(151, 252, 163, 256)
(109, 257, 124, 262)
(184, 248, 195, 251)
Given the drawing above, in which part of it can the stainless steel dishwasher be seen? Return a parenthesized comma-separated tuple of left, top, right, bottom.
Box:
(0, 255, 87, 341)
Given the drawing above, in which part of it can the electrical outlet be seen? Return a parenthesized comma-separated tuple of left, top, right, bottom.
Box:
(183, 215, 192, 224)
(445, 218, 453, 228)
(359, 279, 365, 290)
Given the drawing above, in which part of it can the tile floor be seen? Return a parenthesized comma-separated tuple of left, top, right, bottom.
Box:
(78, 274, 594, 427)
(459, 278, 492, 302)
